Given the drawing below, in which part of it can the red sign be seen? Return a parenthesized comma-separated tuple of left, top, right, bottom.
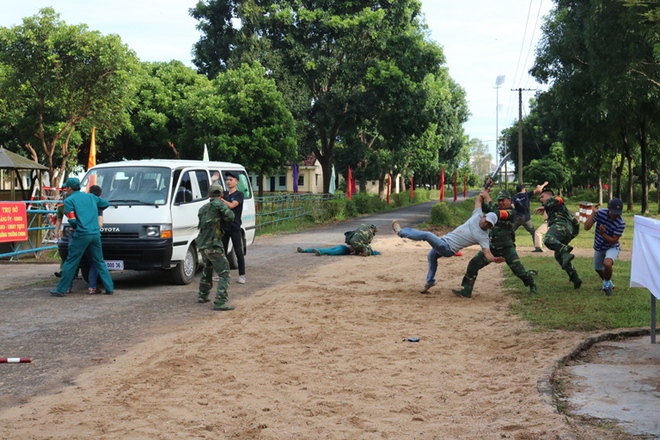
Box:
(0, 202, 28, 243)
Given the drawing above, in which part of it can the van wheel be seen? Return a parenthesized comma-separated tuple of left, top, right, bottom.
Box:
(173, 244, 197, 285)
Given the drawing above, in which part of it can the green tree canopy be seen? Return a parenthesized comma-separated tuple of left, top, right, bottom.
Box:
(0, 8, 139, 184)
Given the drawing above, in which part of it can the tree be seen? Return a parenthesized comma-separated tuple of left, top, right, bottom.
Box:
(0, 8, 139, 184)
(468, 138, 492, 179)
(106, 61, 212, 161)
(191, 0, 447, 193)
(177, 62, 297, 196)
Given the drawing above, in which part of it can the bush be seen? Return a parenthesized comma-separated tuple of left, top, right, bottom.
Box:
(352, 193, 387, 214)
(430, 202, 457, 226)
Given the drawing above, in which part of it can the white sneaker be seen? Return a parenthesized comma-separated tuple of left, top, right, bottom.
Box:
(392, 220, 402, 235)
(237, 275, 246, 284)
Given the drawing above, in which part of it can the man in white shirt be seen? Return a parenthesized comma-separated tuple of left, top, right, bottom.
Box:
(392, 193, 503, 293)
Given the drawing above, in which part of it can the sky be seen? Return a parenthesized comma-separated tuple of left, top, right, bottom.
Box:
(2, 0, 554, 161)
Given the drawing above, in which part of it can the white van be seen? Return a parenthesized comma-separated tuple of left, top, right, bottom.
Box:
(58, 159, 255, 284)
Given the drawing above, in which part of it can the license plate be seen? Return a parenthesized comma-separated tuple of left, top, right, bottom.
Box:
(105, 260, 124, 270)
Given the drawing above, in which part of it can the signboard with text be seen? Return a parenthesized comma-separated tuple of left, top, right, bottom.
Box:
(0, 202, 28, 243)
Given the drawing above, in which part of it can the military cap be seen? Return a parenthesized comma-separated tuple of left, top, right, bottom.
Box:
(370, 224, 378, 233)
(209, 183, 224, 196)
(62, 177, 81, 190)
(496, 190, 511, 200)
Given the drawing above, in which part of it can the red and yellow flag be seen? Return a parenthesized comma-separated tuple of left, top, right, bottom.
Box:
(87, 127, 97, 189)
(88, 127, 97, 169)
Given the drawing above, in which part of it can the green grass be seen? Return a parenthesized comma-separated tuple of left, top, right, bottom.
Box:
(503, 255, 651, 332)
(499, 195, 655, 332)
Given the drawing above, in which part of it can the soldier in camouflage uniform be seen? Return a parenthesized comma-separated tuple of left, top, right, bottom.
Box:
(346, 224, 378, 256)
(452, 189, 538, 298)
(539, 188, 582, 289)
(197, 183, 236, 310)
(296, 224, 379, 256)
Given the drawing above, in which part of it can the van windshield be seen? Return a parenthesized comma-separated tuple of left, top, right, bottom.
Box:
(81, 166, 171, 205)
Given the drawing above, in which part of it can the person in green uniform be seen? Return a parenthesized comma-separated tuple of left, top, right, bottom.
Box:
(50, 178, 113, 297)
(346, 224, 378, 256)
(297, 225, 380, 256)
(452, 189, 538, 298)
(197, 183, 235, 311)
(539, 188, 582, 289)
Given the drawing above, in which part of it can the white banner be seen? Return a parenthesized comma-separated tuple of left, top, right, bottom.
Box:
(630, 215, 660, 300)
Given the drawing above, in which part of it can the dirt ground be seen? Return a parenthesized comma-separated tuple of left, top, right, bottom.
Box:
(0, 233, 628, 439)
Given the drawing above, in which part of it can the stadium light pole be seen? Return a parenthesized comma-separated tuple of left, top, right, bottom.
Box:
(495, 75, 505, 176)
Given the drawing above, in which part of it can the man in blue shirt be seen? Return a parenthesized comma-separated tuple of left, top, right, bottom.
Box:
(583, 198, 626, 296)
(511, 181, 547, 250)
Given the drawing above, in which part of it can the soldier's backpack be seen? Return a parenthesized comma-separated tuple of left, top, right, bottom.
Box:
(344, 229, 356, 245)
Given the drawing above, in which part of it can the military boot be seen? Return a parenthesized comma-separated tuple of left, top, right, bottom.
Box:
(570, 273, 582, 290)
(198, 293, 210, 303)
(452, 277, 474, 299)
(529, 283, 538, 294)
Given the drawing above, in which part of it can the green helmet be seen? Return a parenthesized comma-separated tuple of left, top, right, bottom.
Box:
(209, 183, 224, 197)
(496, 190, 511, 200)
(370, 224, 378, 233)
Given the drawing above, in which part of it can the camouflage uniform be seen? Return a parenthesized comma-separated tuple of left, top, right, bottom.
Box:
(456, 190, 537, 296)
(197, 186, 235, 309)
(543, 195, 581, 288)
(345, 224, 378, 256)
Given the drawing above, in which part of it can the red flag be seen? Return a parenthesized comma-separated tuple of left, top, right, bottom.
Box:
(463, 174, 467, 198)
(440, 167, 445, 202)
(347, 166, 353, 200)
(453, 171, 458, 202)
(410, 175, 414, 200)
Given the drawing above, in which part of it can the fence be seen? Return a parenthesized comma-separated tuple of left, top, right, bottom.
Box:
(0, 200, 58, 260)
(255, 193, 336, 229)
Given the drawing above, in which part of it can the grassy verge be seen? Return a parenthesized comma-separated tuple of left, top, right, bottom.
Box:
(505, 198, 654, 332)
(503, 256, 650, 331)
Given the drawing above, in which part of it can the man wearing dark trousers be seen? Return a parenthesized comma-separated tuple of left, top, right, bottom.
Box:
(221, 172, 246, 284)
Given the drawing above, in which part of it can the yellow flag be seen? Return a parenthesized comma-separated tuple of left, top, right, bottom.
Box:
(88, 127, 97, 169)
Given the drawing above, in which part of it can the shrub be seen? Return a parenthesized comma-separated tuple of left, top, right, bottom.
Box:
(430, 202, 456, 226)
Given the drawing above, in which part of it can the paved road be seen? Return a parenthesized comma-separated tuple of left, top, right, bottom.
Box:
(0, 198, 449, 408)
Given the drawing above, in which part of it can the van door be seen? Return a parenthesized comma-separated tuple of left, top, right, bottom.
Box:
(170, 168, 209, 267)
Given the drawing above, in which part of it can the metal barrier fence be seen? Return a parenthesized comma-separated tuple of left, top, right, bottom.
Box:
(0, 200, 58, 260)
(254, 193, 336, 229)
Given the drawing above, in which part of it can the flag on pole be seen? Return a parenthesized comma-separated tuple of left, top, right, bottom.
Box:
(88, 127, 97, 169)
(87, 127, 97, 188)
(203, 144, 210, 162)
(329, 166, 336, 195)
(293, 162, 299, 193)
(347, 166, 353, 199)
(440, 167, 445, 202)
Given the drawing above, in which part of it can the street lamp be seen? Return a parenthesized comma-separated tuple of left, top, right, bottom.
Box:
(495, 75, 505, 175)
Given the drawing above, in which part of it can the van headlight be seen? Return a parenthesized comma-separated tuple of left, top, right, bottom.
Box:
(146, 226, 160, 237)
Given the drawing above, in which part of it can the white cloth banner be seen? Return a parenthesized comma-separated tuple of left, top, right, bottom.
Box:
(630, 215, 660, 300)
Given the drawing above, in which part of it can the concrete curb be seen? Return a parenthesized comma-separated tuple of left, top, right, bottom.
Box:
(537, 327, 651, 409)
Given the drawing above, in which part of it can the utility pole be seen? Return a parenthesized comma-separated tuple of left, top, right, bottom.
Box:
(512, 88, 534, 184)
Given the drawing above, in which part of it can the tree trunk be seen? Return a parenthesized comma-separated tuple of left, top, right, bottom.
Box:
(378, 173, 386, 199)
(597, 174, 603, 206)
